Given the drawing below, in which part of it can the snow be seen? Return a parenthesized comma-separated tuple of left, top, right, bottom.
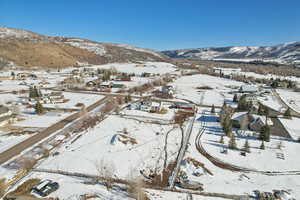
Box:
(0, 131, 33, 153)
(37, 115, 181, 180)
(181, 108, 300, 198)
(88, 62, 177, 75)
(65, 40, 107, 56)
(111, 43, 165, 59)
(15, 111, 73, 128)
(257, 92, 284, 112)
(170, 74, 242, 106)
(279, 117, 300, 140)
(13, 172, 134, 200)
(277, 89, 300, 113)
(42, 91, 105, 110)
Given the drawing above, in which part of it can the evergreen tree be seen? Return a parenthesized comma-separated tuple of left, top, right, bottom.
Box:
(29, 86, 34, 99)
(271, 80, 279, 88)
(219, 135, 224, 144)
(237, 95, 251, 111)
(257, 104, 264, 115)
(233, 94, 238, 102)
(224, 119, 232, 137)
(211, 104, 215, 114)
(35, 101, 44, 115)
(259, 125, 270, 142)
(243, 140, 250, 153)
(222, 101, 227, 110)
(228, 135, 237, 149)
(260, 141, 265, 150)
(284, 108, 292, 119)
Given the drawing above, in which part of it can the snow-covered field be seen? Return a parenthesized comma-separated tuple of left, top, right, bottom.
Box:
(170, 74, 242, 106)
(89, 62, 177, 75)
(37, 115, 181, 180)
(277, 89, 300, 113)
(15, 111, 73, 128)
(42, 91, 105, 110)
(218, 67, 300, 83)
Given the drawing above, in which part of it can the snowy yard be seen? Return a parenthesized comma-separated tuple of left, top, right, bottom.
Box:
(180, 108, 300, 197)
(42, 91, 105, 110)
(37, 115, 182, 180)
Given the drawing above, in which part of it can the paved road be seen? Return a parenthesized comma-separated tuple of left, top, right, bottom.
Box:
(168, 115, 195, 189)
(0, 96, 110, 165)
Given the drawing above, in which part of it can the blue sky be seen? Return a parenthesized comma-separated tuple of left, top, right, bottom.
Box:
(1, 0, 300, 50)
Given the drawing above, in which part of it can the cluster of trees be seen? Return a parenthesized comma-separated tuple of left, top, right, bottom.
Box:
(29, 86, 42, 99)
(237, 95, 253, 111)
(219, 103, 234, 137)
(257, 104, 269, 116)
(35, 101, 45, 115)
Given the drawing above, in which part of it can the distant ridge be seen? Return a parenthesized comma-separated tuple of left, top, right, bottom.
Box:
(0, 27, 169, 68)
(162, 42, 300, 65)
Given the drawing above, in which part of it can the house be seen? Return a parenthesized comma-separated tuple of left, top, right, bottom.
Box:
(239, 85, 258, 93)
(0, 105, 13, 126)
(249, 114, 273, 132)
(150, 102, 163, 113)
(112, 83, 126, 89)
(71, 69, 80, 75)
(231, 112, 249, 128)
(244, 94, 258, 103)
(86, 80, 98, 87)
(17, 72, 37, 80)
(213, 67, 241, 75)
(161, 85, 174, 95)
(175, 103, 196, 113)
(99, 82, 113, 89)
(115, 75, 131, 81)
(48, 91, 65, 103)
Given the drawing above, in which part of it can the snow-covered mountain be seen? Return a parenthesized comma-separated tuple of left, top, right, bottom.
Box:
(162, 42, 300, 65)
(0, 27, 168, 68)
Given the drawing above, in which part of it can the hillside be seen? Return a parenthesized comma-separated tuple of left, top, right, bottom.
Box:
(0, 27, 169, 68)
(162, 42, 300, 65)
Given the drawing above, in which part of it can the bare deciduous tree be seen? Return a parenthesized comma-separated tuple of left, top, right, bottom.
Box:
(95, 159, 116, 191)
(0, 178, 6, 197)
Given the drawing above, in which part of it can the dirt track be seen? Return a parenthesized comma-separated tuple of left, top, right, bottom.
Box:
(0, 96, 109, 165)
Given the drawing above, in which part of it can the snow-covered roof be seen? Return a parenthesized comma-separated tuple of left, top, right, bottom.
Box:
(240, 85, 258, 92)
(231, 112, 248, 121)
(251, 114, 273, 126)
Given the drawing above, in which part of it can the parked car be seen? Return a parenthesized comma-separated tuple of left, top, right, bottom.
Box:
(32, 179, 59, 197)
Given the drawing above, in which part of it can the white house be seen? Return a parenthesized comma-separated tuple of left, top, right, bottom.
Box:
(0, 105, 13, 126)
(239, 85, 258, 93)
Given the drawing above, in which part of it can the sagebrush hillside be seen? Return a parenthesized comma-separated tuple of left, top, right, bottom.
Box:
(0, 27, 169, 68)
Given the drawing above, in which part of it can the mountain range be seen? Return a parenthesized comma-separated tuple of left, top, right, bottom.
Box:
(0, 27, 168, 68)
(161, 42, 300, 65)
(0, 27, 299, 68)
